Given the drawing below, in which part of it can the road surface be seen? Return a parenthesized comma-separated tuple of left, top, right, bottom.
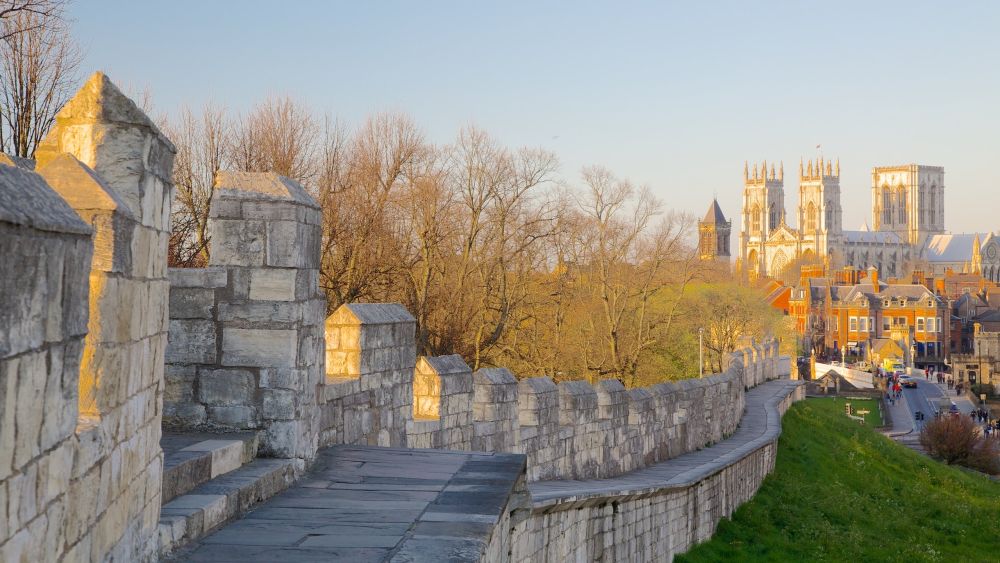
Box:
(901, 376, 976, 433)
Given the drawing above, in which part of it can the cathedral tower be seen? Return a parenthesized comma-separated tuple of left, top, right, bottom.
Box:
(699, 199, 731, 262)
(739, 160, 785, 276)
(871, 164, 944, 246)
(797, 157, 843, 256)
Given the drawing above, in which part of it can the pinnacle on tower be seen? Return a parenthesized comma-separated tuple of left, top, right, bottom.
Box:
(770, 162, 776, 179)
(799, 158, 804, 177)
(836, 157, 840, 176)
(779, 161, 784, 180)
(744, 161, 748, 181)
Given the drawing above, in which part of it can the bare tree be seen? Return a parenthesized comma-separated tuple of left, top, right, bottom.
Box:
(0, 0, 65, 41)
(319, 112, 425, 309)
(0, 1, 80, 157)
(165, 103, 229, 266)
(574, 166, 697, 385)
(229, 95, 319, 184)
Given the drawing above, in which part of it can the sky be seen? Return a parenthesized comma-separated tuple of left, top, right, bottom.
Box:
(69, 1, 1000, 234)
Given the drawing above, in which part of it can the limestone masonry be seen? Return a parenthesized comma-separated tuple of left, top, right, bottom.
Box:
(0, 72, 794, 562)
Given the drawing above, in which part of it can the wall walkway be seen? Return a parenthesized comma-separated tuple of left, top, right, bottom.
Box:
(514, 379, 805, 562)
(172, 446, 526, 562)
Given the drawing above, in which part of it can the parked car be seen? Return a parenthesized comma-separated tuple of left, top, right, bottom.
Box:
(901, 377, 918, 388)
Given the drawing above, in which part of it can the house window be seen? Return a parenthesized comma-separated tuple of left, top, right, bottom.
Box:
(850, 317, 858, 332)
(937, 317, 942, 333)
(917, 317, 925, 332)
(870, 317, 875, 335)
(883, 316, 891, 331)
(859, 317, 867, 332)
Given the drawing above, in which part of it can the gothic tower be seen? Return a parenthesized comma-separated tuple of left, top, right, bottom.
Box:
(797, 157, 843, 256)
(871, 164, 945, 246)
(699, 199, 731, 262)
(739, 160, 785, 277)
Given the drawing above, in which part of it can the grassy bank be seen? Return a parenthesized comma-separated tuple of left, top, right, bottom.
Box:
(677, 397, 1000, 562)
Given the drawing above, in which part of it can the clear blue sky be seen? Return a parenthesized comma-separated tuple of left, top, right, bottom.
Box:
(70, 1, 1000, 234)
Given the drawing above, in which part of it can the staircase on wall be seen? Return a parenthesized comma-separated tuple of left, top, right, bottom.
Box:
(157, 432, 296, 557)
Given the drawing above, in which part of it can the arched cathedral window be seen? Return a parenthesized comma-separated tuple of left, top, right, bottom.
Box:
(769, 203, 777, 230)
(898, 189, 907, 224)
(751, 205, 761, 234)
(806, 202, 817, 232)
(883, 188, 891, 224)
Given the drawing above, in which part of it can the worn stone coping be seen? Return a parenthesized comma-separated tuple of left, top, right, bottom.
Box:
(528, 379, 804, 512)
(0, 163, 91, 234)
(175, 445, 527, 563)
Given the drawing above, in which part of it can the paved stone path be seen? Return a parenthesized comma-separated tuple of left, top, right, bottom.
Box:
(172, 446, 524, 562)
(529, 379, 803, 506)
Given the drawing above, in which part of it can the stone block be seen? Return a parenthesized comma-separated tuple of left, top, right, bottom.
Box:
(14, 352, 46, 468)
(264, 220, 299, 268)
(166, 319, 217, 364)
(259, 368, 304, 391)
(164, 365, 196, 404)
(0, 358, 17, 480)
(163, 402, 207, 427)
(207, 406, 257, 429)
(197, 368, 255, 406)
(261, 389, 297, 420)
(169, 287, 215, 319)
(248, 268, 297, 301)
(208, 219, 265, 267)
(168, 267, 228, 289)
(221, 328, 297, 368)
(217, 301, 301, 325)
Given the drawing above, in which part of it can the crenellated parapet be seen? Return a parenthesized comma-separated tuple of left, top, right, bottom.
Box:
(307, 302, 786, 482)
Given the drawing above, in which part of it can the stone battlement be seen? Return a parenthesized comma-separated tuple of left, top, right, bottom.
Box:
(1, 71, 790, 563)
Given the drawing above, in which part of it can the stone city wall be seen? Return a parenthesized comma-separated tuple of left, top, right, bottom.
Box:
(164, 171, 325, 468)
(510, 382, 805, 562)
(0, 73, 174, 562)
(1, 70, 791, 563)
(317, 304, 781, 483)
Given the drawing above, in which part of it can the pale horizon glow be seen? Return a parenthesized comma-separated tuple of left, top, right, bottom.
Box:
(70, 1, 1000, 235)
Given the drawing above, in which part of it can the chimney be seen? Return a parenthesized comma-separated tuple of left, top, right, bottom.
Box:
(867, 265, 878, 289)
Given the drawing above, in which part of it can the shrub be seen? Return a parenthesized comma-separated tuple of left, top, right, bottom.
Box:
(919, 415, 1000, 474)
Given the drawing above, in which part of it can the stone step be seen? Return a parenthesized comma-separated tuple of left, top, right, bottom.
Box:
(161, 432, 260, 504)
(158, 458, 297, 558)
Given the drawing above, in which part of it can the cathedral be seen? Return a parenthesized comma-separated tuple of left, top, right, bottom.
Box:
(697, 159, 1000, 283)
(738, 157, 933, 279)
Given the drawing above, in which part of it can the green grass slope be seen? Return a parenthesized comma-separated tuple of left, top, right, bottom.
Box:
(677, 397, 1000, 563)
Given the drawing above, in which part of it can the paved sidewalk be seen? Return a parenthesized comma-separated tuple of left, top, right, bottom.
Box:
(882, 389, 914, 437)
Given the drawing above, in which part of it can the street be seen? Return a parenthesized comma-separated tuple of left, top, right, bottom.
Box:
(901, 376, 976, 432)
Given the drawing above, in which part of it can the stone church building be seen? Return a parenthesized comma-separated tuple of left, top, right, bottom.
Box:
(728, 159, 1000, 282)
